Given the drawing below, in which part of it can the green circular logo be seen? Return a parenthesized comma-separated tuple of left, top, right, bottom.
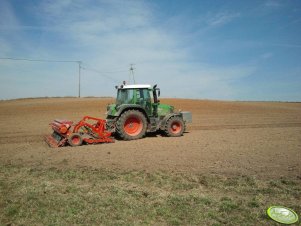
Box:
(267, 206, 299, 224)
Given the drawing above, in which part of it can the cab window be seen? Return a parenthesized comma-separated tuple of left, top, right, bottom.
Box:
(137, 89, 150, 101)
(116, 89, 134, 105)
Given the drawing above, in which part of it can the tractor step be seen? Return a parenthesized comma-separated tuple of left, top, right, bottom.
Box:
(148, 117, 159, 132)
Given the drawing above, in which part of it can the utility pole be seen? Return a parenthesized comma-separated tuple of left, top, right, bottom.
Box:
(129, 64, 136, 84)
(0, 57, 82, 98)
(78, 61, 82, 98)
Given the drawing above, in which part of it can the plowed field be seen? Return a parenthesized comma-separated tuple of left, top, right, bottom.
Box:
(0, 98, 300, 179)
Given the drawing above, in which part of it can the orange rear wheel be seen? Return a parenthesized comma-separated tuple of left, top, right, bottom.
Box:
(124, 116, 143, 136)
(116, 110, 147, 140)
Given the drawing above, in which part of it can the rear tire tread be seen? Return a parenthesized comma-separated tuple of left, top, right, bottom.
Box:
(116, 110, 147, 140)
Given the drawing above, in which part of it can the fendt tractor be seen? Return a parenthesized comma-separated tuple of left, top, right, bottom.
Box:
(45, 83, 192, 147)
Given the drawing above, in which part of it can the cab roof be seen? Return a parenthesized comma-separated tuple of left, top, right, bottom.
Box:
(121, 84, 152, 89)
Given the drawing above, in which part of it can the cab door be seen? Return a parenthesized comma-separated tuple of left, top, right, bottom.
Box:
(136, 88, 152, 116)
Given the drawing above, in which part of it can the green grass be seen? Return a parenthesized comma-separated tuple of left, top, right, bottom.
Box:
(0, 165, 300, 226)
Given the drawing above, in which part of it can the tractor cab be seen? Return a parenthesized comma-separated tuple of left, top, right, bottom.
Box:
(107, 84, 170, 118)
(115, 84, 154, 116)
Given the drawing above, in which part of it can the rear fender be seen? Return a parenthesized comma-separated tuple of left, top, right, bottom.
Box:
(116, 105, 150, 122)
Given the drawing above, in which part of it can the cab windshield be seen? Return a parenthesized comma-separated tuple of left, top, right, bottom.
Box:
(116, 89, 134, 105)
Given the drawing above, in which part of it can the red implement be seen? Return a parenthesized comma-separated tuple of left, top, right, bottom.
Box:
(45, 116, 114, 148)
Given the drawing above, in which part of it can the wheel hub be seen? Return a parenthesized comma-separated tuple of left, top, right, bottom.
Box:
(171, 121, 181, 134)
(124, 117, 143, 136)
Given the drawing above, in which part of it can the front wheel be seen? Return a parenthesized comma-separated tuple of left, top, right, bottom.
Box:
(116, 110, 147, 140)
(164, 116, 185, 137)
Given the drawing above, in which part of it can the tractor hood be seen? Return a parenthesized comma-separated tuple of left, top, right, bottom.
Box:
(157, 103, 174, 116)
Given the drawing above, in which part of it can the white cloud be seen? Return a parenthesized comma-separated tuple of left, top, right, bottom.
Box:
(260, 52, 273, 59)
(0, 0, 19, 27)
(0, 0, 256, 100)
(0, 38, 12, 56)
(265, 0, 282, 8)
(39, 0, 73, 17)
(206, 12, 240, 27)
(156, 64, 255, 99)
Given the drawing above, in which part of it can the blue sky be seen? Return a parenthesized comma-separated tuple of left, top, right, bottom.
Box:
(0, 0, 300, 101)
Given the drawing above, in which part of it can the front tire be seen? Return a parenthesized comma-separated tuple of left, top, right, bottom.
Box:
(164, 116, 185, 137)
(68, 133, 83, 146)
(116, 110, 147, 140)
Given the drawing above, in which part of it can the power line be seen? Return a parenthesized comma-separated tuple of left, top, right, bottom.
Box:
(0, 57, 82, 97)
(94, 69, 128, 74)
(81, 63, 128, 74)
(0, 57, 80, 63)
(0, 57, 129, 96)
(81, 66, 120, 83)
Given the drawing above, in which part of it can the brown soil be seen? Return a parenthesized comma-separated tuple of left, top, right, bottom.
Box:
(0, 98, 300, 179)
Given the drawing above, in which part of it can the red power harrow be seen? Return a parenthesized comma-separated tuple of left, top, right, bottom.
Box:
(45, 116, 114, 148)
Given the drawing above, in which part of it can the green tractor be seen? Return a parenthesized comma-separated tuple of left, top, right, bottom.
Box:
(106, 84, 192, 140)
